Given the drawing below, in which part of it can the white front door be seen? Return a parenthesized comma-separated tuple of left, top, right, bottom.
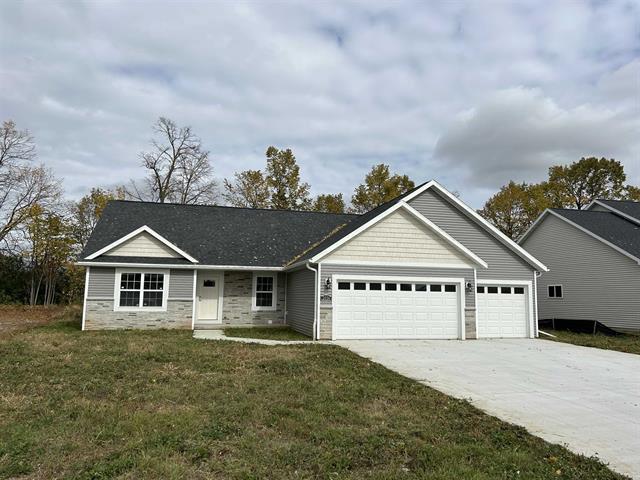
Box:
(477, 284, 528, 338)
(196, 272, 221, 322)
(333, 279, 461, 340)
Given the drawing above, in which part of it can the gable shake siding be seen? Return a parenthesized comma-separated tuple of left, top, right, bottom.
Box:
(521, 214, 640, 332)
(285, 268, 316, 338)
(324, 208, 469, 265)
(408, 189, 533, 280)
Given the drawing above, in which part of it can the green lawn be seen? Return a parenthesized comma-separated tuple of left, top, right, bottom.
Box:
(542, 330, 640, 355)
(0, 314, 627, 479)
(224, 326, 310, 341)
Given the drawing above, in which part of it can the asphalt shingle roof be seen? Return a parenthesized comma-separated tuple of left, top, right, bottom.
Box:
(598, 199, 640, 221)
(81, 201, 356, 267)
(552, 208, 640, 259)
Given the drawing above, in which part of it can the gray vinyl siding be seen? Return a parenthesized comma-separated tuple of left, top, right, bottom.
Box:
(521, 214, 640, 332)
(409, 189, 534, 281)
(87, 267, 193, 300)
(320, 264, 475, 308)
(87, 267, 115, 298)
(168, 269, 194, 298)
(286, 268, 316, 337)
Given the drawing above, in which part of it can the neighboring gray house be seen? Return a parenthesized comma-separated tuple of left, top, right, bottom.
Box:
(78, 180, 547, 340)
(519, 199, 640, 333)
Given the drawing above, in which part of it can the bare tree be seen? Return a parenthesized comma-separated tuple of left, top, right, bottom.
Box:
(126, 117, 217, 204)
(0, 120, 60, 248)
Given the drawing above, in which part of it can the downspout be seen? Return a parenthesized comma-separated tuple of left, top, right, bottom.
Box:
(305, 262, 318, 340)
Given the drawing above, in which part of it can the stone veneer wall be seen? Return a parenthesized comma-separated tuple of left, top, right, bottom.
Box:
(465, 308, 477, 339)
(84, 299, 192, 330)
(221, 271, 285, 325)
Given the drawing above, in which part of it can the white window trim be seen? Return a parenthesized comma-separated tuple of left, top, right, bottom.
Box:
(548, 284, 563, 299)
(252, 272, 277, 312)
(113, 268, 170, 312)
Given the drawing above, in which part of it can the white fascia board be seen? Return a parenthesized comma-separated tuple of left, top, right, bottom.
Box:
(400, 202, 488, 268)
(427, 181, 549, 272)
(76, 261, 283, 270)
(84, 225, 199, 263)
(545, 210, 640, 265)
(586, 200, 640, 226)
(309, 200, 407, 263)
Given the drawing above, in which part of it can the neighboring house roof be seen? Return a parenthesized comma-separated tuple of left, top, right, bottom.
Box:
(587, 199, 640, 225)
(81, 201, 355, 267)
(520, 207, 640, 264)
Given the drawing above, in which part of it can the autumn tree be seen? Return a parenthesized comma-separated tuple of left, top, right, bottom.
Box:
(624, 185, 640, 201)
(265, 146, 311, 210)
(23, 205, 74, 305)
(351, 164, 415, 213)
(223, 170, 270, 208)
(70, 187, 125, 250)
(127, 117, 217, 204)
(0, 120, 60, 248)
(548, 157, 626, 209)
(479, 182, 553, 240)
(313, 193, 345, 214)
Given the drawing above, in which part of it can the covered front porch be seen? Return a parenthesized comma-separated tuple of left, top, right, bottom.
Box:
(192, 270, 286, 330)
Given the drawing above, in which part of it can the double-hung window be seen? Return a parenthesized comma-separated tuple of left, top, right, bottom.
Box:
(116, 270, 168, 310)
(252, 273, 277, 311)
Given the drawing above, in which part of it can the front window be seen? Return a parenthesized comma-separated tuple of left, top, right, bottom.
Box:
(253, 273, 277, 311)
(117, 271, 166, 309)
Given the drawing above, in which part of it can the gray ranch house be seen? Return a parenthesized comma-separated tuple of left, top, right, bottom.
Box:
(78, 180, 547, 340)
(519, 199, 640, 333)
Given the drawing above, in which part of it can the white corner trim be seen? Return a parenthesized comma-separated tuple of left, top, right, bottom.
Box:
(81, 266, 90, 331)
(426, 181, 549, 272)
(251, 271, 278, 312)
(547, 210, 640, 265)
(191, 270, 197, 330)
(400, 202, 488, 268)
(85, 225, 199, 263)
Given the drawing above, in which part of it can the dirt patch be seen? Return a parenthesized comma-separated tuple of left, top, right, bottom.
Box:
(0, 305, 78, 336)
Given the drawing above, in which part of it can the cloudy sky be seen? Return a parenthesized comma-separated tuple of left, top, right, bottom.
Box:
(1, 0, 638, 207)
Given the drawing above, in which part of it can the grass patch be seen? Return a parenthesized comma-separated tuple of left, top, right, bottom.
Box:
(542, 330, 640, 355)
(224, 326, 310, 341)
(0, 311, 627, 479)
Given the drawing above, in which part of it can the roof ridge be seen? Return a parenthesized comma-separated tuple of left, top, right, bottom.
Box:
(109, 199, 359, 216)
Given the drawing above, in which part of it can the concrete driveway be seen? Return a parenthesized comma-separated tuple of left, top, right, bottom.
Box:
(337, 339, 640, 479)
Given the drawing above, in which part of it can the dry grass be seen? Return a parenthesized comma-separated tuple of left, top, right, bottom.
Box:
(0, 304, 78, 337)
(0, 311, 628, 479)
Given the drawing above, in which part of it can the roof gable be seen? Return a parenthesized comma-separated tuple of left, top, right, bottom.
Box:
(587, 199, 640, 225)
(521, 209, 640, 264)
(322, 205, 484, 267)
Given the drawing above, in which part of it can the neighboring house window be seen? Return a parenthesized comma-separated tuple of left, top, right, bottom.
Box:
(548, 285, 563, 298)
(115, 270, 168, 310)
(253, 273, 277, 311)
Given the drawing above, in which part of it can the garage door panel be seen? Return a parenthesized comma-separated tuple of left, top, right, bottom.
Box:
(334, 279, 461, 339)
(477, 284, 528, 338)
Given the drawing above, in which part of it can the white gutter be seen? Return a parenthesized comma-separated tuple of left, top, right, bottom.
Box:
(76, 262, 284, 271)
(305, 262, 319, 341)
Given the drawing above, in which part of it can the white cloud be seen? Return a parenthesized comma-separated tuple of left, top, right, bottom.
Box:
(0, 0, 638, 206)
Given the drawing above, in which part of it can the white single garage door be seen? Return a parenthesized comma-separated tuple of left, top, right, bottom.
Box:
(477, 284, 528, 338)
(333, 279, 461, 340)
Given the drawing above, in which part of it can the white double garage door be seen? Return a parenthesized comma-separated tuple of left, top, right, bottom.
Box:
(333, 277, 531, 340)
